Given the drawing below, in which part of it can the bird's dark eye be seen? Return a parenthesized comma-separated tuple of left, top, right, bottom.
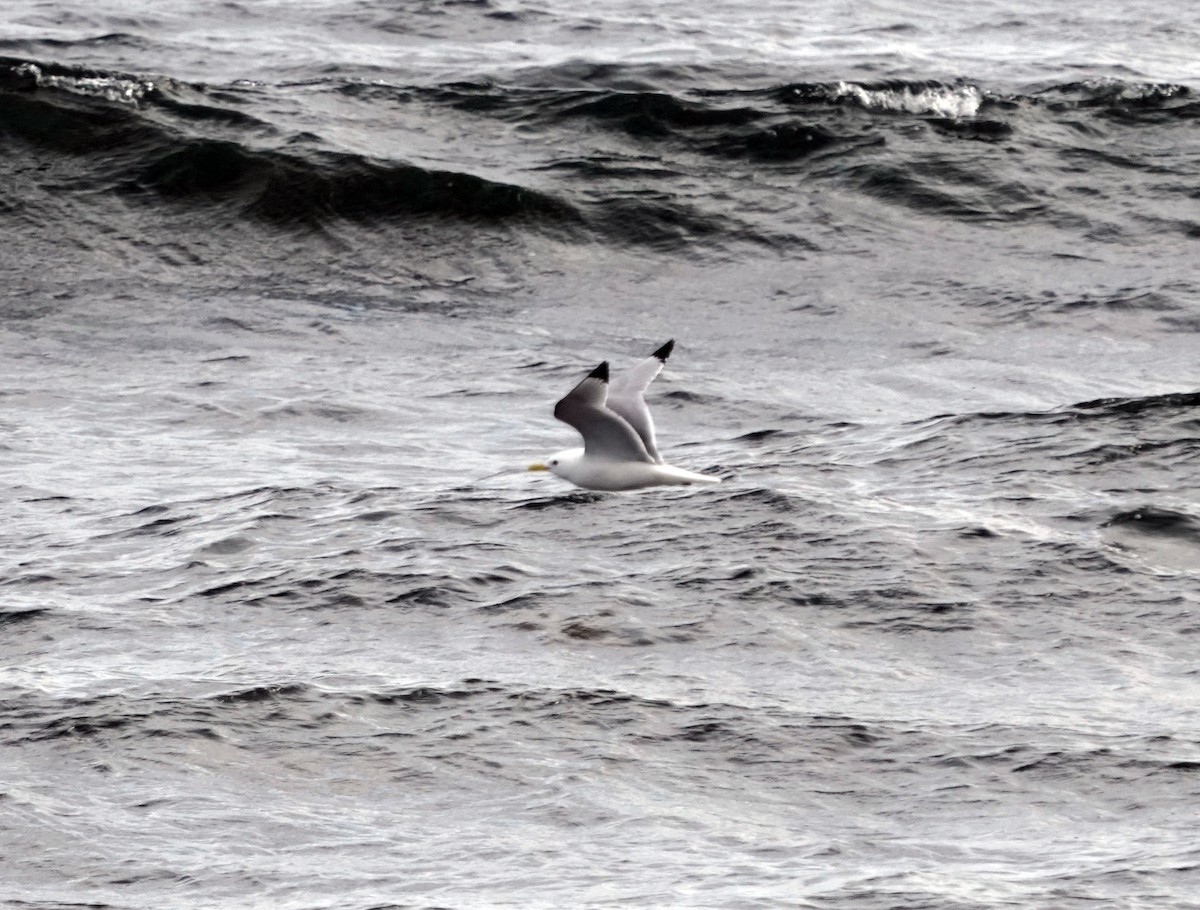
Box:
(551, 459, 558, 466)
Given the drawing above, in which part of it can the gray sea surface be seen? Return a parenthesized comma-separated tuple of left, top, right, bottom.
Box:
(2, 0, 1200, 907)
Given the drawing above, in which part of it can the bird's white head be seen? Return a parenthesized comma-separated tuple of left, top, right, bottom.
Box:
(527, 447, 585, 483)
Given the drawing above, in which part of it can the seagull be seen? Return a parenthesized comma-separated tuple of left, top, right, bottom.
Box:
(528, 340, 721, 491)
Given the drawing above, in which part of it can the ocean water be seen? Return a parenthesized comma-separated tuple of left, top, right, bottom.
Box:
(2, 1, 1199, 908)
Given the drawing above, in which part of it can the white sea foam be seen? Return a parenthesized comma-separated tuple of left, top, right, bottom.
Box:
(19, 62, 152, 106)
(832, 81, 984, 118)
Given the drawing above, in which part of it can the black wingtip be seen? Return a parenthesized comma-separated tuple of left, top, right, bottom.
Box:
(588, 361, 609, 382)
(653, 339, 675, 362)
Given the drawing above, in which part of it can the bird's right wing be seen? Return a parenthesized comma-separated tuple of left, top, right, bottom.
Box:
(607, 340, 673, 463)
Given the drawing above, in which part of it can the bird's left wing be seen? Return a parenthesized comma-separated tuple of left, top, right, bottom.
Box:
(554, 361, 654, 463)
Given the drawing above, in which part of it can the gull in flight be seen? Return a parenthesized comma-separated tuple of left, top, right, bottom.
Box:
(528, 340, 721, 491)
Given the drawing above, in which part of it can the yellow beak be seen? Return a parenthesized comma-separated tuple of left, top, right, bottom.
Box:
(527, 463, 548, 472)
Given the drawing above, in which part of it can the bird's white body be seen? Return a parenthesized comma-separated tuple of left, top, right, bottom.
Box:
(541, 447, 720, 491)
(529, 340, 720, 492)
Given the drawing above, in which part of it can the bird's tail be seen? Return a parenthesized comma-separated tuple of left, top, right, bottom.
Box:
(658, 465, 721, 486)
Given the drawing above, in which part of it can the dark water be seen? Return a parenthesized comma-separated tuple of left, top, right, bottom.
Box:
(3, 1, 1200, 907)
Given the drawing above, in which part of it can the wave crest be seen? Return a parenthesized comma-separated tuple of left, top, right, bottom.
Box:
(830, 81, 984, 118)
(9, 60, 154, 106)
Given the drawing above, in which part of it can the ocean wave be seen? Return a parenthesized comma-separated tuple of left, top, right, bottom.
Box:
(1072, 390, 1200, 416)
(1036, 78, 1192, 107)
(1103, 506, 1200, 541)
(132, 138, 578, 225)
(16, 60, 154, 106)
(830, 80, 985, 118)
(0, 58, 579, 232)
(774, 78, 985, 117)
(2, 55, 1194, 255)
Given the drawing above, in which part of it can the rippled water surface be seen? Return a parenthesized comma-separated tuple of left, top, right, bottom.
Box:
(2, 0, 1199, 907)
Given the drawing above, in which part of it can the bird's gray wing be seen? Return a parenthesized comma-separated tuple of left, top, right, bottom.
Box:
(607, 339, 673, 464)
(554, 361, 654, 463)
